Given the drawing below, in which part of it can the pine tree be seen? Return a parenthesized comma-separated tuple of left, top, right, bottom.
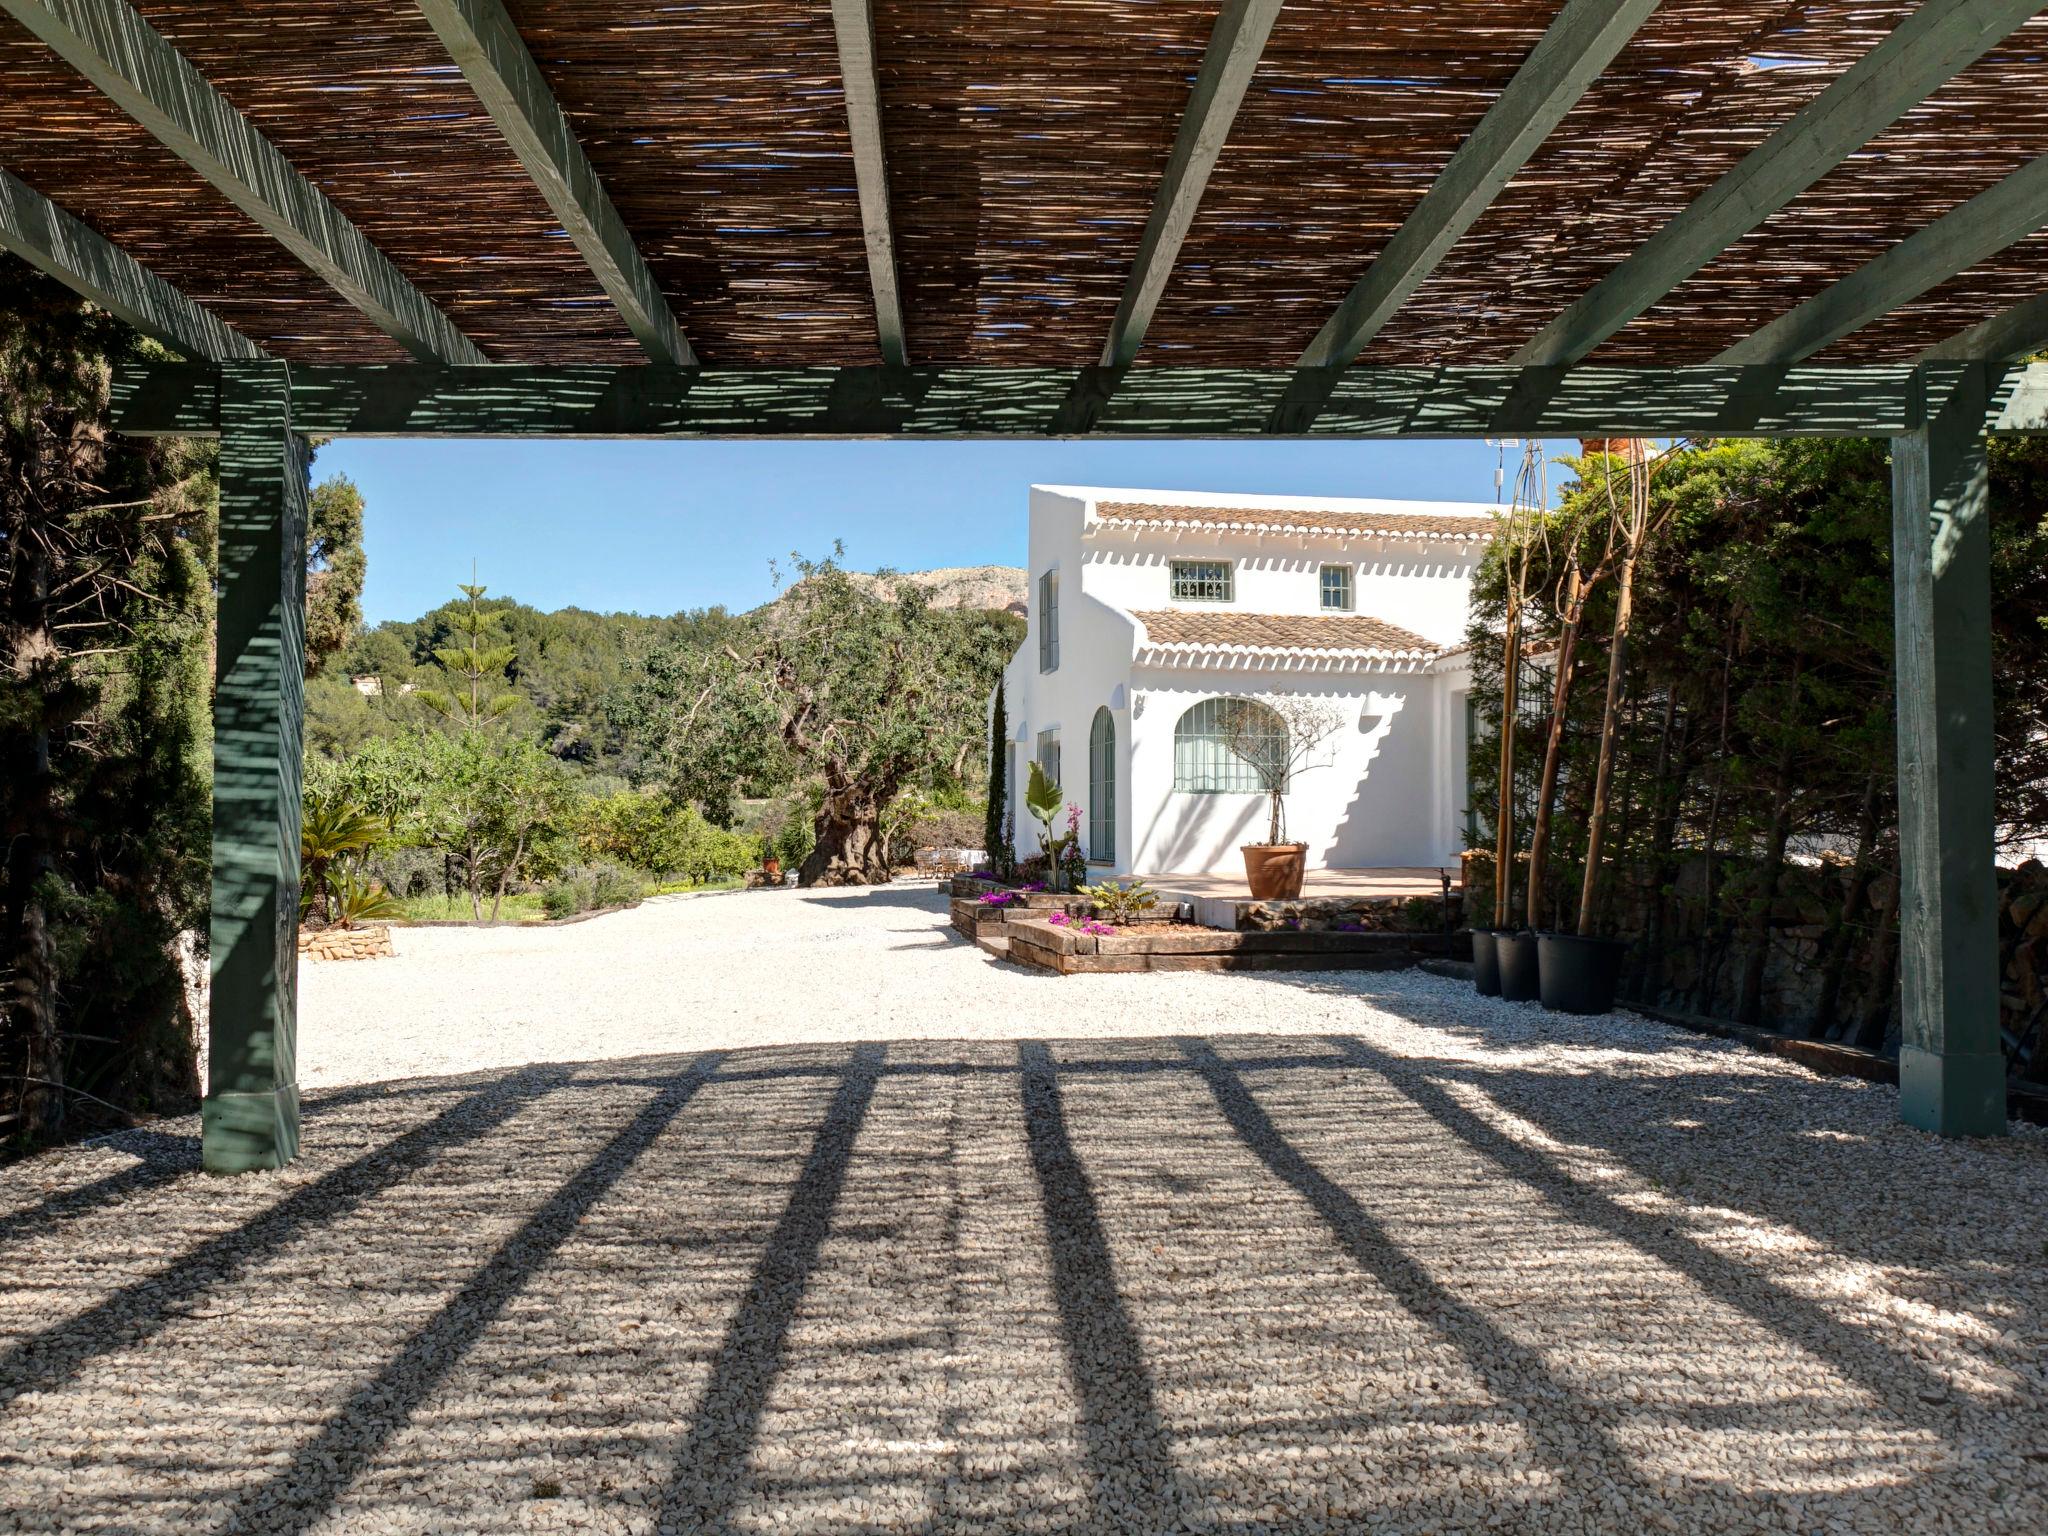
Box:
(417, 570, 520, 730)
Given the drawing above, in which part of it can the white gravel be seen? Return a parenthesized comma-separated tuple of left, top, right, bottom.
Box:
(293, 883, 1441, 1088)
(4, 884, 2046, 1534)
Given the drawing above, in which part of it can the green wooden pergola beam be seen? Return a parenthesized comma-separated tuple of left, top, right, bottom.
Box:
(1717, 152, 2048, 365)
(1514, 0, 2040, 367)
(1920, 289, 2048, 364)
(0, 0, 487, 364)
(1099, 0, 1284, 369)
(830, 0, 907, 367)
(0, 166, 264, 360)
(1297, 0, 1662, 370)
(415, 0, 693, 366)
(106, 360, 2048, 441)
(1891, 367, 2005, 1137)
(202, 360, 309, 1173)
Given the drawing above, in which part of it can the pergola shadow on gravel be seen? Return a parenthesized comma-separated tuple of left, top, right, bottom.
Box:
(4, 2, 2048, 1165)
(5, 1021, 2044, 1533)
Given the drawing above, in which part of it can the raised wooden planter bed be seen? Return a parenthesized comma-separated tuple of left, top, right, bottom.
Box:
(948, 888, 1077, 955)
(1004, 914, 1450, 976)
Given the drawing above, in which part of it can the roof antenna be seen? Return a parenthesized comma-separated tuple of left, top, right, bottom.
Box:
(1485, 438, 1522, 503)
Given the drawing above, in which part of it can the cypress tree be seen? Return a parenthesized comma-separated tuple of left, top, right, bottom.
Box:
(985, 681, 1008, 870)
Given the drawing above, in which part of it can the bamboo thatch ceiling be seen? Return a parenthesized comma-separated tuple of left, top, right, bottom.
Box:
(1, 0, 2042, 367)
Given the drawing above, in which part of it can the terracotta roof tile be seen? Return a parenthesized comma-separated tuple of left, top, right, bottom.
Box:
(1133, 611, 1442, 657)
(1094, 501, 1497, 540)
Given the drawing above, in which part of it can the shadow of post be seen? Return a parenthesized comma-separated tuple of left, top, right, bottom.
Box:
(232, 1052, 728, 1532)
(0, 1131, 200, 1252)
(0, 1065, 575, 1412)
(1175, 1036, 1641, 1520)
(1325, 1033, 1959, 1420)
(655, 1043, 886, 1531)
(1018, 1039, 1195, 1529)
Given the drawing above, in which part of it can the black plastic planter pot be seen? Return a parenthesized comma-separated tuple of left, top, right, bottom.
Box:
(1471, 930, 1501, 996)
(1537, 932, 1627, 1015)
(1497, 930, 1541, 1002)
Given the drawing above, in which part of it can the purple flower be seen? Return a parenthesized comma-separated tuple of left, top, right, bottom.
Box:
(978, 891, 1015, 906)
(1046, 912, 1071, 927)
(1082, 920, 1116, 937)
(1019, 881, 1046, 892)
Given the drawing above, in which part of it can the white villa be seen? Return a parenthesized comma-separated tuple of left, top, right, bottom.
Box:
(999, 485, 1495, 881)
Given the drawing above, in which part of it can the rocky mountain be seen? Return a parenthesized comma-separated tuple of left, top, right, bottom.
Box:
(845, 565, 1027, 615)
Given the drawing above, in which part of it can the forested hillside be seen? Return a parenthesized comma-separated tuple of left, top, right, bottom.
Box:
(302, 560, 1020, 924)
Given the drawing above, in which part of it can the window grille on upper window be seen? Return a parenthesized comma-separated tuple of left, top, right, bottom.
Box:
(1088, 707, 1115, 862)
(1320, 564, 1353, 611)
(1038, 570, 1059, 671)
(1172, 697, 1285, 793)
(1170, 560, 1233, 603)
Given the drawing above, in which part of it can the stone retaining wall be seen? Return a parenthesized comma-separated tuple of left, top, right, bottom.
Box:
(1237, 890, 1464, 934)
(1005, 915, 1447, 976)
(298, 924, 394, 961)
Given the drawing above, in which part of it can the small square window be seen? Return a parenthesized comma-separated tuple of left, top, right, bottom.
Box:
(1320, 564, 1353, 611)
(1170, 560, 1234, 603)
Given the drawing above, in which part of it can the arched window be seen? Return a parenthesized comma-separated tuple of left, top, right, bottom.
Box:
(1088, 707, 1115, 861)
(1173, 697, 1285, 793)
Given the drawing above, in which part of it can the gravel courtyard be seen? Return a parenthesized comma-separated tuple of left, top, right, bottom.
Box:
(4, 885, 2046, 1534)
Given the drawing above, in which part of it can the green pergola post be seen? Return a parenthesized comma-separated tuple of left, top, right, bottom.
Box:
(1890, 367, 2005, 1137)
(202, 361, 310, 1173)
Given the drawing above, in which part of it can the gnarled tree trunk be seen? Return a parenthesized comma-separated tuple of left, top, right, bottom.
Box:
(801, 777, 894, 886)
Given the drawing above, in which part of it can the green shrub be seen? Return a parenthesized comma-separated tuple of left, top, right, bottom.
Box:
(1076, 879, 1159, 925)
(541, 861, 646, 918)
(1401, 895, 1443, 932)
(591, 863, 645, 909)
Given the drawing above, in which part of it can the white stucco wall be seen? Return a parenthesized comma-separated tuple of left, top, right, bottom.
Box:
(1081, 531, 1478, 649)
(999, 485, 1484, 878)
(1003, 489, 1139, 868)
(1125, 670, 1450, 875)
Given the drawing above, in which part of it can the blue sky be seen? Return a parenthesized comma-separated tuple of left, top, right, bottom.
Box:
(320, 437, 1524, 623)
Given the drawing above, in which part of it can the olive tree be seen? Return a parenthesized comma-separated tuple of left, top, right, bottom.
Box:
(628, 552, 1013, 886)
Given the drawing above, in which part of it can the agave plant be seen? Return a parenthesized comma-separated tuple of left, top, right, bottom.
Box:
(331, 870, 405, 930)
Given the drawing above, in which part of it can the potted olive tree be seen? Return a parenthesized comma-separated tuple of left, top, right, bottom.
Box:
(1219, 694, 1347, 900)
(1539, 439, 1668, 1014)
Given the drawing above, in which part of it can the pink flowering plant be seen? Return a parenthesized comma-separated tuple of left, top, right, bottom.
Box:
(1081, 920, 1116, 937)
(978, 890, 1017, 907)
(1045, 911, 1071, 927)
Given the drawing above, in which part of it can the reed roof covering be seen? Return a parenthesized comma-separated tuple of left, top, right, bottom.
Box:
(1, 1, 2041, 367)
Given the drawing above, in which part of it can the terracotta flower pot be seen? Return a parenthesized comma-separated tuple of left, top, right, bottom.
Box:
(1242, 843, 1307, 900)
